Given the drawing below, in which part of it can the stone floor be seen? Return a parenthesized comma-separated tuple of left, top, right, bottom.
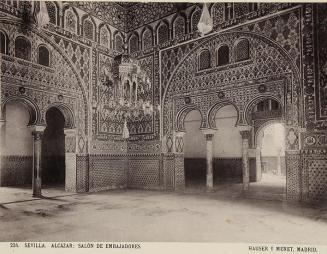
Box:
(186, 173, 287, 201)
(1, 183, 327, 243)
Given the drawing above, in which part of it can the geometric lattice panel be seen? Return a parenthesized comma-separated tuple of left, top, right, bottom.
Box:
(286, 154, 301, 201)
(163, 154, 175, 190)
(174, 155, 184, 190)
(128, 158, 159, 189)
(45, 2, 57, 25)
(173, 17, 185, 38)
(65, 136, 76, 153)
(198, 50, 211, 70)
(239, 10, 301, 69)
(84, 20, 94, 41)
(89, 155, 127, 192)
(76, 155, 89, 193)
(309, 159, 327, 201)
(0, 155, 33, 186)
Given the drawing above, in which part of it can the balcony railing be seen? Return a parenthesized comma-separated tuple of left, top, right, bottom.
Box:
(0, 1, 20, 16)
(252, 109, 282, 119)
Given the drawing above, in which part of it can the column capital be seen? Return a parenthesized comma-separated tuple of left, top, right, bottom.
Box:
(298, 127, 307, 133)
(31, 125, 44, 197)
(64, 128, 77, 136)
(206, 134, 214, 141)
(0, 119, 5, 128)
(238, 125, 252, 139)
(240, 130, 251, 140)
(200, 128, 216, 136)
(201, 129, 216, 141)
(29, 125, 46, 133)
(174, 131, 186, 138)
(237, 125, 252, 132)
(29, 126, 45, 141)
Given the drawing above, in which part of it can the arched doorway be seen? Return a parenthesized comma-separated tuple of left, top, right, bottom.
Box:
(254, 122, 286, 197)
(42, 107, 65, 187)
(212, 105, 242, 184)
(1, 101, 33, 186)
(183, 109, 206, 189)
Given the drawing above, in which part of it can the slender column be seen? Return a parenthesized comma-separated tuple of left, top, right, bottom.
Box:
(239, 126, 252, 191)
(152, 31, 157, 46)
(58, 13, 62, 27)
(31, 126, 45, 197)
(57, 3, 63, 28)
(169, 27, 173, 40)
(139, 39, 142, 51)
(0, 73, 4, 185)
(77, 21, 81, 36)
(255, 147, 262, 181)
(186, 18, 190, 34)
(268, 99, 272, 111)
(277, 148, 282, 175)
(0, 119, 5, 154)
(0, 119, 5, 186)
(61, 13, 65, 30)
(202, 129, 216, 192)
(256, 131, 264, 182)
(129, 81, 132, 104)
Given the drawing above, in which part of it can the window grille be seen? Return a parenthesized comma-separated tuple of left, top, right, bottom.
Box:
(217, 45, 229, 66)
(235, 39, 250, 62)
(198, 50, 211, 70)
(15, 37, 31, 61)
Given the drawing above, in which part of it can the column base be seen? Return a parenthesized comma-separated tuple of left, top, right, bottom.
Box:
(242, 182, 249, 191)
(206, 174, 213, 191)
(175, 186, 186, 191)
(33, 177, 42, 197)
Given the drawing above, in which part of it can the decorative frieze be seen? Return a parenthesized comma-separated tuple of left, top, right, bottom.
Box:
(301, 131, 327, 149)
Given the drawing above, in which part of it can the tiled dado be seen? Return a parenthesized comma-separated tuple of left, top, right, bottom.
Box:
(128, 154, 162, 190)
(88, 154, 128, 192)
(0, 155, 33, 186)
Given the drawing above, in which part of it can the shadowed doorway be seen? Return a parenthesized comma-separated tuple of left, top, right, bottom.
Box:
(212, 105, 242, 185)
(42, 107, 65, 187)
(184, 109, 206, 189)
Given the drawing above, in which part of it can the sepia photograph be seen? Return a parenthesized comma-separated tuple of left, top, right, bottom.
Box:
(0, 0, 326, 253)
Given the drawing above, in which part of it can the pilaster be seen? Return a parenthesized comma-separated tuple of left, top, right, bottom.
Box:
(255, 147, 262, 181)
(0, 119, 5, 186)
(173, 131, 185, 190)
(64, 128, 77, 192)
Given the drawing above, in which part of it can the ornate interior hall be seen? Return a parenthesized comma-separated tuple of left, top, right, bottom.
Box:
(0, 0, 327, 244)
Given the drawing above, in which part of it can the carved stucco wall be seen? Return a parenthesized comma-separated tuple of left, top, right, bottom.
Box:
(69, 1, 126, 32)
(1, 3, 326, 200)
(0, 20, 88, 154)
(162, 31, 300, 144)
(312, 4, 327, 128)
(0, 1, 163, 192)
(159, 6, 305, 198)
(299, 4, 327, 202)
(158, 5, 327, 201)
(90, 50, 160, 157)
